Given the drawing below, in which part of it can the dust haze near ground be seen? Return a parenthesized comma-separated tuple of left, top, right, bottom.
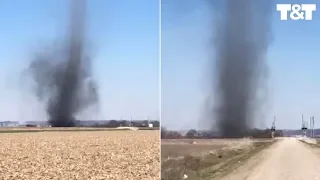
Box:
(211, 0, 272, 137)
(222, 138, 320, 180)
(27, 0, 99, 127)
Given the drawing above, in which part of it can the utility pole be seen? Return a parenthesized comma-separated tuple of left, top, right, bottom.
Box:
(312, 116, 315, 137)
(312, 116, 315, 138)
(302, 114, 304, 128)
(310, 116, 312, 137)
(271, 116, 276, 138)
(302, 114, 307, 137)
(306, 121, 309, 135)
(309, 116, 315, 138)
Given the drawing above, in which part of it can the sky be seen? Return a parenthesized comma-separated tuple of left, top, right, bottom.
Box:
(0, 0, 159, 122)
(162, 0, 320, 130)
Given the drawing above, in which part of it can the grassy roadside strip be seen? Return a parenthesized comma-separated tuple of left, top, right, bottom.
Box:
(298, 138, 319, 148)
(161, 140, 276, 180)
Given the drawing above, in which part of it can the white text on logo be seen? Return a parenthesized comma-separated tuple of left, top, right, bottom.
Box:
(276, 4, 316, 20)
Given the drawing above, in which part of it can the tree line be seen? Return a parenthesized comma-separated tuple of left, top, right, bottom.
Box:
(161, 127, 283, 139)
(80, 120, 160, 128)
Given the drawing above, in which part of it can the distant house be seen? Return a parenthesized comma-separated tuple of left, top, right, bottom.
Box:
(76, 120, 110, 127)
(131, 121, 147, 127)
(0, 121, 19, 127)
(119, 120, 131, 127)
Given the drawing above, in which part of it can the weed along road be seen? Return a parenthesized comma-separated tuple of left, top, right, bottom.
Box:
(222, 138, 320, 180)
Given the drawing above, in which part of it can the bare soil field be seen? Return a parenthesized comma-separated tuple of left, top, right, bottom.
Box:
(161, 138, 275, 180)
(0, 130, 160, 180)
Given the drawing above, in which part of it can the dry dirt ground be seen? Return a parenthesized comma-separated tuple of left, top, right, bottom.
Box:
(222, 138, 320, 180)
(161, 138, 274, 180)
(0, 130, 160, 180)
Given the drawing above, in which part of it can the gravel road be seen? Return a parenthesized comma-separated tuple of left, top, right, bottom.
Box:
(221, 138, 320, 180)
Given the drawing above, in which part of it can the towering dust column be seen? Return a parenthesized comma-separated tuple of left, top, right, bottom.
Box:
(213, 0, 272, 137)
(48, 0, 86, 127)
(28, 0, 99, 127)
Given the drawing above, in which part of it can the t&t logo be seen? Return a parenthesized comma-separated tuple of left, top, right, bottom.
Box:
(276, 4, 316, 20)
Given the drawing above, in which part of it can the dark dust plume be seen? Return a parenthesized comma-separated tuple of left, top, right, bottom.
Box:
(211, 0, 272, 137)
(28, 0, 98, 127)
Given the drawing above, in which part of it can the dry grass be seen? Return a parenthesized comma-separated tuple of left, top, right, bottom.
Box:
(161, 138, 260, 159)
(161, 138, 274, 180)
(0, 130, 160, 180)
(161, 144, 226, 159)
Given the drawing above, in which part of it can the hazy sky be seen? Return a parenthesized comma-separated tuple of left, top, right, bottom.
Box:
(0, 0, 159, 122)
(2, 0, 320, 129)
(162, 0, 320, 130)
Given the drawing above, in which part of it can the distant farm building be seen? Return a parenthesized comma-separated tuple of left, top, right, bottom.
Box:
(0, 121, 19, 127)
(24, 121, 49, 127)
